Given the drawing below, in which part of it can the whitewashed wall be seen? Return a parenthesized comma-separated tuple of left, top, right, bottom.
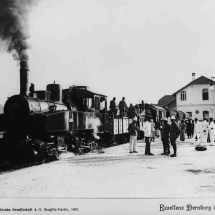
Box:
(176, 84, 215, 119)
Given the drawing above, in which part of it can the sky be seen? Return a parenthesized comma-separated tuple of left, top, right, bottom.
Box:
(1, 0, 215, 106)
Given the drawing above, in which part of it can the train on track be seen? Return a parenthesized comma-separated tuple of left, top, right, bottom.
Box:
(0, 60, 188, 166)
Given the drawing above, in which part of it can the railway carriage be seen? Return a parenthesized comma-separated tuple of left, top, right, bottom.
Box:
(144, 103, 166, 123)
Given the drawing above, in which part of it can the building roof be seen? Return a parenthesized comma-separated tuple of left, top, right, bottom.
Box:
(172, 76, 215, 96)
(146, 103, 166, 111)
(158, 95, 176, 107)
(153, 105, 166, 111)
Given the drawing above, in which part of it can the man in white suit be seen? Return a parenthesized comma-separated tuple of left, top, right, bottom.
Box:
(193, 118, 201, 145)
(209, 118, 215, 146)
(143, 117, 154, 155)
(199, 118, 209, 146)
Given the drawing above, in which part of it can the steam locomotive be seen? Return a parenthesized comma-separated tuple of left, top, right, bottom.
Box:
(0, 60, 138, 165)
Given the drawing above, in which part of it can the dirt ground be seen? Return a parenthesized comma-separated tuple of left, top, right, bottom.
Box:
(0, 138, 215, 199)
(1, 138, 215, 215)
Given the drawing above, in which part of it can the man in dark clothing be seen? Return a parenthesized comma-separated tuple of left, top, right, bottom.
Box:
(109, 97, 116, 116)
(161, 117, 170, 155)
(140, 100, 145, 113)
(119, 97, 127, 117)
(128, 116, 139, 153)
(186, 119, 192, 139)
(170, 116, 180, 157)
(29, 83, 35, 97)
(127, 103, 135, 118)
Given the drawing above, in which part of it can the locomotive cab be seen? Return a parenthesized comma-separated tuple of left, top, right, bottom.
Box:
(63, 86, 107, 113)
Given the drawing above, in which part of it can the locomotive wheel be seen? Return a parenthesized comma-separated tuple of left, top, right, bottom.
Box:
(87, 135, 98, 152)
(110, 139, 117, 147)
(22, 147, 35, 163)
(97, 140, 104, 149)
(90, 141, 98, 152)
(53, 148, 60, 160)
(56, 135, 67, 152)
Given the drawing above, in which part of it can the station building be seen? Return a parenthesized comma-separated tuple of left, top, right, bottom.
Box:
(158, 74, 215, 120)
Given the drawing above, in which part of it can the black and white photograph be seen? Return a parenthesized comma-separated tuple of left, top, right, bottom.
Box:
(1, 0, 215, 214)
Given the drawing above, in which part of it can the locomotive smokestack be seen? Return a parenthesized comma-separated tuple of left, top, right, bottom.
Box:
(20, 59, 29, 96)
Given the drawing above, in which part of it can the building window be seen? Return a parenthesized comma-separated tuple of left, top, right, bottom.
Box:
(95, 96, 100, 111)
(202, 89, 209, 100)
(203, 110, 209, 119)
(186, 112, 192, 118)
(181, 91, 186, 101)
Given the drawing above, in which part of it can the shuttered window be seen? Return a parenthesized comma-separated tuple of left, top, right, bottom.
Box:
(202, 89, 209, 100)
(181, 91, 186, 101)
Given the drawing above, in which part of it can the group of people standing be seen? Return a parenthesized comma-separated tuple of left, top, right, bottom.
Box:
(128, 116, 215, 158)
(178, 117, 215, 146)
(179, 119, 194, 141)
(190, 118, 215, 146)
(128, 115, 180, 157)
(109, 97, 145, 118)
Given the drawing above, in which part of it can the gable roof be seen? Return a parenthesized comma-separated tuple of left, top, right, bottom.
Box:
(172, 76, 215, 96)
(158, 95, 176, 107)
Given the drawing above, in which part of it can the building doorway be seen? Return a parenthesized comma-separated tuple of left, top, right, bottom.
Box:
(203, 110, 209, 119)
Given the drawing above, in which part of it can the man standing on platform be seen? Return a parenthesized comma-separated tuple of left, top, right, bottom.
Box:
(209, 118, 215, 146)
(128, 116, 139, 153)
(161, 117, 170, 155)
(199, 118, 209, 147)
(143, 116, 154, 155)
(193, 118, 201, 145)
(170, 116, 180, 157)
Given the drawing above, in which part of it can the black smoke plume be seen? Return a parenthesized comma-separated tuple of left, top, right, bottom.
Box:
(0, 0, 38, 61)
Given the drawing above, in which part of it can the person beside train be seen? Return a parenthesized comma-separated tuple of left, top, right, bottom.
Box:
(170, 115, 180, 157)
(29, 83, 35, 97)
(199, 118, 209, 147)
(191, 120, 194, 139)
(207, 118, 213, 144)
(179, 120, 186, 141)
(155, 119, 161, 138)
(150, 119, 156, 142)
(119, 97, 127, 117)
(134, 104, 140, 116)
(109, 97, 117, 117)
(161, 117, 170, 155)
(209, 118, 215, 146)
(128, 116, 139, 153)
(143, 117, 154, 155)
(186, 119, 192, 139)
(193, 118, 201, 145)
(139, 100, 145, 114)
(127, 103, 135, 118)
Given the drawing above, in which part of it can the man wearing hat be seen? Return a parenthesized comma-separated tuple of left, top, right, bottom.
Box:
(161, 117, 170, 155)
(119, 97, 127, 117)
(209, 118, 215, 146)
(143, 116, 154, 155)
(193, 118, 201, 144)
(109, 97, 116, 117)
(170, 115, 180, 157)
(199, 118, 209, 147)
(128, 116, 139, 153)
